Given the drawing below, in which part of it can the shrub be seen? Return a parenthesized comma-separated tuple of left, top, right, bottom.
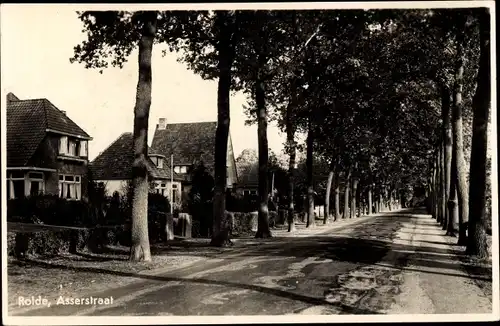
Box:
(231, 211, 258, 237)
(7, 194, 95, 227)
(8, 227, 117, 259)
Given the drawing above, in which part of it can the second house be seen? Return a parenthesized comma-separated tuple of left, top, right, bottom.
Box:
(89, 133, 184, 204)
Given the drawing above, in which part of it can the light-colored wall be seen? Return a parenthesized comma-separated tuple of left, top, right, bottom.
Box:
(226, 133, 238, 188)
(98, 179, 184, 204)
(97, 180, 128, 197)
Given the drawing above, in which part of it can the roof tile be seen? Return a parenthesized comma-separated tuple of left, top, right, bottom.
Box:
(90, 132, 182, 181)
(151, 121, 217, 174)
(6, 94, 91, 167)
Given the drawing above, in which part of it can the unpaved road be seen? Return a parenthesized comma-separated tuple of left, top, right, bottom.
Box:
(11, 208, 493, 316)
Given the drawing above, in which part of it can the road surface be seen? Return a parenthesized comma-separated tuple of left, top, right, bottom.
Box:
(13, 208, 492, 316)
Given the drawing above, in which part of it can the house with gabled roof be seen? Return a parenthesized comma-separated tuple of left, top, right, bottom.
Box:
(6, 92, 92, 200)
(89, 132, 184, 203)
(235, 162, 259, 196)
(150, 118, 239, 194)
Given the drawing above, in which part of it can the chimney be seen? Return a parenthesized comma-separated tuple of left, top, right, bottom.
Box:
(6, 92, 19, 103)
(158, 118, 167, 130)
(61, 110, 66, 115)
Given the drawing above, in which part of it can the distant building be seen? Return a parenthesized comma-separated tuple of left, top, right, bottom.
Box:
(89, 132, 184, 203)
(235, 161, 259, 196)
(150, 118, 239, 194)
(6, 92, 92, 200)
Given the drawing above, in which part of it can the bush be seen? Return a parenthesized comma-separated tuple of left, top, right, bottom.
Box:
(231, 211, 258, 237)
(7, 226, 127, 258)
(226, 192, 259, 213)
(7, 195, 95, 227)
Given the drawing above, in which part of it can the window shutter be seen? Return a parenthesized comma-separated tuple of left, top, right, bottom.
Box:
(79, 141, 88, 157)
(59, 136, 68, 154)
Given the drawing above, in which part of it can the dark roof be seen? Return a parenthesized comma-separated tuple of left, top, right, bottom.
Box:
(89, 133, 183, 181)
(151, 121, 218, 173)
(6, 93, 91, 167)
(236, 162, 259, 187)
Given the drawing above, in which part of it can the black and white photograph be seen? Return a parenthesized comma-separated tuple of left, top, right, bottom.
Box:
(1, 1, 498, 324)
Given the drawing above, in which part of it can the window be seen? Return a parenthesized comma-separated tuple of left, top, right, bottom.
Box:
(7, 171, 45, 199)
(59, 136, 88, 157)
(250, 190, 258, 196)
(59, 174, 81, 200)
(28, 172, 44, 197)
(157, 158, 164, 169)
(180, 166, 187, 174)
(174, 166, 180, 173)
(154, 182, 168, 197)
(243, 190, 250, 196)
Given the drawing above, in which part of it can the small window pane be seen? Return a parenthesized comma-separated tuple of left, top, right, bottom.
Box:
(172, 184, 177, 189)
(59, 175, 64, 181)
(30, 181, 40, 196)
(65, 175, 74, 182)
(11, 171, 24, 179)
(161, 183, 166, 187)
(75, 176, 81, 182)
(13, 180, 25, 198)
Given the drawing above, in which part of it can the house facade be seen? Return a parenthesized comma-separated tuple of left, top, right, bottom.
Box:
(89, 132, 184, 204)
(6, 92, 92, 200)
(150, 118, 239, 195)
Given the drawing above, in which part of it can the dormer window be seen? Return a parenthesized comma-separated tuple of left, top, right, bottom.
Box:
(157, 157, 164, 169)
(59, 136, 88, 158)
(174, 166, 187, 174)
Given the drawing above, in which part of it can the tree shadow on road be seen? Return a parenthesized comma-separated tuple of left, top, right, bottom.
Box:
(16, 258, 381, 316)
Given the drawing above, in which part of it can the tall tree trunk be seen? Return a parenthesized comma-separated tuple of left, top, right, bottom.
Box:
(306, 117, 315, 228)
(351, 178, 359, 218)
(211, 12, 235, 247)
(437, 143, 444, 224)
(343, 168, 351, 218)
(452, 30, 470, 246)
(448, 149, 459, 238)
(334, 170, 341, 220)
(324, 164, 335, 224)
(367, 185, 373, 215)
(286, 109, 297, 232)
(432, 155, 438, 219)
(442, 86, 453, 232)
(467, 8, 490, 257)
(255, 61, 272, 238)
(440, 141, 447, 227)
(129, 12, 157, 262)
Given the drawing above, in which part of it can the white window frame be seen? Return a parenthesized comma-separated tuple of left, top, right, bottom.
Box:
(7, 171, 45, 199)
(180, 166, 187, 174)
(154, 182, 168, 197)
(59, 137, 87, 158)
(157, 158, 164, 169)
(7, 172, 26, 199)
(58, 174, 82, 200)
(27, 172, 45, 196)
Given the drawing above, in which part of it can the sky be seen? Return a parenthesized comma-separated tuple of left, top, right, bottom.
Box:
(1, 5, 287, 161)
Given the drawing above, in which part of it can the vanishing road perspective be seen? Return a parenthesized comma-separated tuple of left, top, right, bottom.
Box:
(10, 209, 494, 317)
(3, 3, 496, 323)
